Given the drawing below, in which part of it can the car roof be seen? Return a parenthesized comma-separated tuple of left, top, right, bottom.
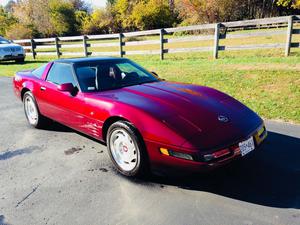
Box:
(54, 57, 126, 64)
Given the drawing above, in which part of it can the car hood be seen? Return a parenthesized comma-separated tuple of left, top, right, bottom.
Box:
(91, 81, 262, 150)
(0, 43, 22, 48)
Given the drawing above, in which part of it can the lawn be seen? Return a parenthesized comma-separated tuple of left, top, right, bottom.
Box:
(0, 47, 299, 124)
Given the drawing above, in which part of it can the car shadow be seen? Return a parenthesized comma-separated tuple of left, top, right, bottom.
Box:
(43, 121, 106, 145)
(41, 121, 300, 209)
(147, 131, 300, 209)
(43, 122, 73, 133)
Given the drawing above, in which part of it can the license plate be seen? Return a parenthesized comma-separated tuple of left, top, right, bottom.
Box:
(239, 136, 255, 156)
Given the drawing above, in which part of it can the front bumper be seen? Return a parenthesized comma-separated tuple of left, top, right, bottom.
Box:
(146, 124, 267, 173)
(0, 54, 25, 61)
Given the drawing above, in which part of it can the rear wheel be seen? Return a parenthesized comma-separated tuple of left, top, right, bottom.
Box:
(107, 121, 149, 177)
(23, 91, 50, 128)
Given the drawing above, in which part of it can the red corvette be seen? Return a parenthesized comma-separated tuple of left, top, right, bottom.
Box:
(13, 57, 267, 177)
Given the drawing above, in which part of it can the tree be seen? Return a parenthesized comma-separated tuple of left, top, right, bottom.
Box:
(70, 0, 90, 12)
(75, 10, 89, 32)
(113, 0, 138, 31)
(80, 8, 115, 34)
(5, 0, 299, 39)
(175, 0, 284, 25)
(130, 0, 177, 30)
(49, 0, 77, 36)
(6, 23, 34, 39)
(107, 0, 117, 6)
(112, 0, 178, 31)
(4, 0, 16, 13)
(0, 6, 17, 36)
(277, 0, 300, 9)
(11, 0, 82, 37)
(12, 0, 54, 37)
(176, 0, 239, 24)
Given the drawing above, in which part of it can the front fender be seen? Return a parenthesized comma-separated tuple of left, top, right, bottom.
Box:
(107, 102, 189, 147)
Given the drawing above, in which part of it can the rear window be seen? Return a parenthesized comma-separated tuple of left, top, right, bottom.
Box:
(32, 64, 47, 79)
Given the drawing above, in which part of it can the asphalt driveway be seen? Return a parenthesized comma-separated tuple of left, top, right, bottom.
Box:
(0, 76, 299, 225)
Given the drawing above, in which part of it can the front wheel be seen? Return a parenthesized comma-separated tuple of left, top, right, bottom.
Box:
(107, 121, 149, 177)
(23, 91, 50, 128)
(15, 58, 25, 63)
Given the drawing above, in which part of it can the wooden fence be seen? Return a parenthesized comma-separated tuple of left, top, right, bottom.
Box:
(13, 15, 300, 60)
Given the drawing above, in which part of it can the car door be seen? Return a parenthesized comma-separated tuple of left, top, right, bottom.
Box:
(72, 65, 105, 139)
(37, 62, 86, 129)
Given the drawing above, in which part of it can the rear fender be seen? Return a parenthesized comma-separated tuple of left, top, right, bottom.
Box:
(13, 75, 34, 100)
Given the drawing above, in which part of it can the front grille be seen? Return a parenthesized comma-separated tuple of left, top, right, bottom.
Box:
(2, 48, 11, 52)
(11, 47, 22, 52)
(1, 46, 22, 52)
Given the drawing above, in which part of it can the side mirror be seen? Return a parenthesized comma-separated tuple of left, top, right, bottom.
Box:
(151, 71, 159, 77)
(57, 83, 74, 92)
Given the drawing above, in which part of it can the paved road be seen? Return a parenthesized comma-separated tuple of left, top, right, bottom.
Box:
(0, 76, 300, 225)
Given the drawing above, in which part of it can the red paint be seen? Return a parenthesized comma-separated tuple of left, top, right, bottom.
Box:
(13, 58, 267, 173)
(57, 83, 74, 92)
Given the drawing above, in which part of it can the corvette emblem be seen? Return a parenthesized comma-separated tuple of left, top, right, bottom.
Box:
(218, 115, 229, 123)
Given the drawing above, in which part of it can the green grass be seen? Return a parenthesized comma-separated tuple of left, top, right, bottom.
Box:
(0, 35, 300, 124)
(132, 51, 300, 124)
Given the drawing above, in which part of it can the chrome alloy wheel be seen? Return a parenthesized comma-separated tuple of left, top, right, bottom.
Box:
(24, 95, 38, 125)
(109, 129, 139, 171)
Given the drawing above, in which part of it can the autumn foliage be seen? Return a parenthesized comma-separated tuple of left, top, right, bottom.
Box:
(0, 0, 299, 39)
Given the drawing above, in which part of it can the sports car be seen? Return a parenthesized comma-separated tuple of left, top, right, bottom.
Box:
(13, 57, 267, 177)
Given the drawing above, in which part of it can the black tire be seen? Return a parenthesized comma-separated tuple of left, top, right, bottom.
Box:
(106, 121, 149, 177)
(15, 58, 25, 63)
(23, 91, 50, 129)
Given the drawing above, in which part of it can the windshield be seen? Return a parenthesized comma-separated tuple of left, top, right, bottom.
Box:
(74, 59, 159, 92)
(0, 37, 10, 44)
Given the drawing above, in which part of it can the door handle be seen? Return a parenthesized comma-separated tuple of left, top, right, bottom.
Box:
(40, 86, 46, 91)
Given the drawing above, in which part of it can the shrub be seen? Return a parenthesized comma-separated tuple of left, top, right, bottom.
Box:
(6, 24, 34, 40)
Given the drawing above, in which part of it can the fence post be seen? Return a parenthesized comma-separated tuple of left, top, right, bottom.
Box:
(83, 35, 88, 57)
(30, 39, 36, 59)
(55, 37, 60, 58)
(285, 16, 293, 57)
(160, 29, 165, 60)
(119, 33, 124, 57)
(213, 23, 220, 59)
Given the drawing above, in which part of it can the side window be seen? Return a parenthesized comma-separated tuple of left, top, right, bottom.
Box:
(46, 63, 76, 86)
(75, 66, 97, 91)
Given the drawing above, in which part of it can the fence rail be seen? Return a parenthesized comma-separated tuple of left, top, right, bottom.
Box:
(13, 15, 300, 60)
